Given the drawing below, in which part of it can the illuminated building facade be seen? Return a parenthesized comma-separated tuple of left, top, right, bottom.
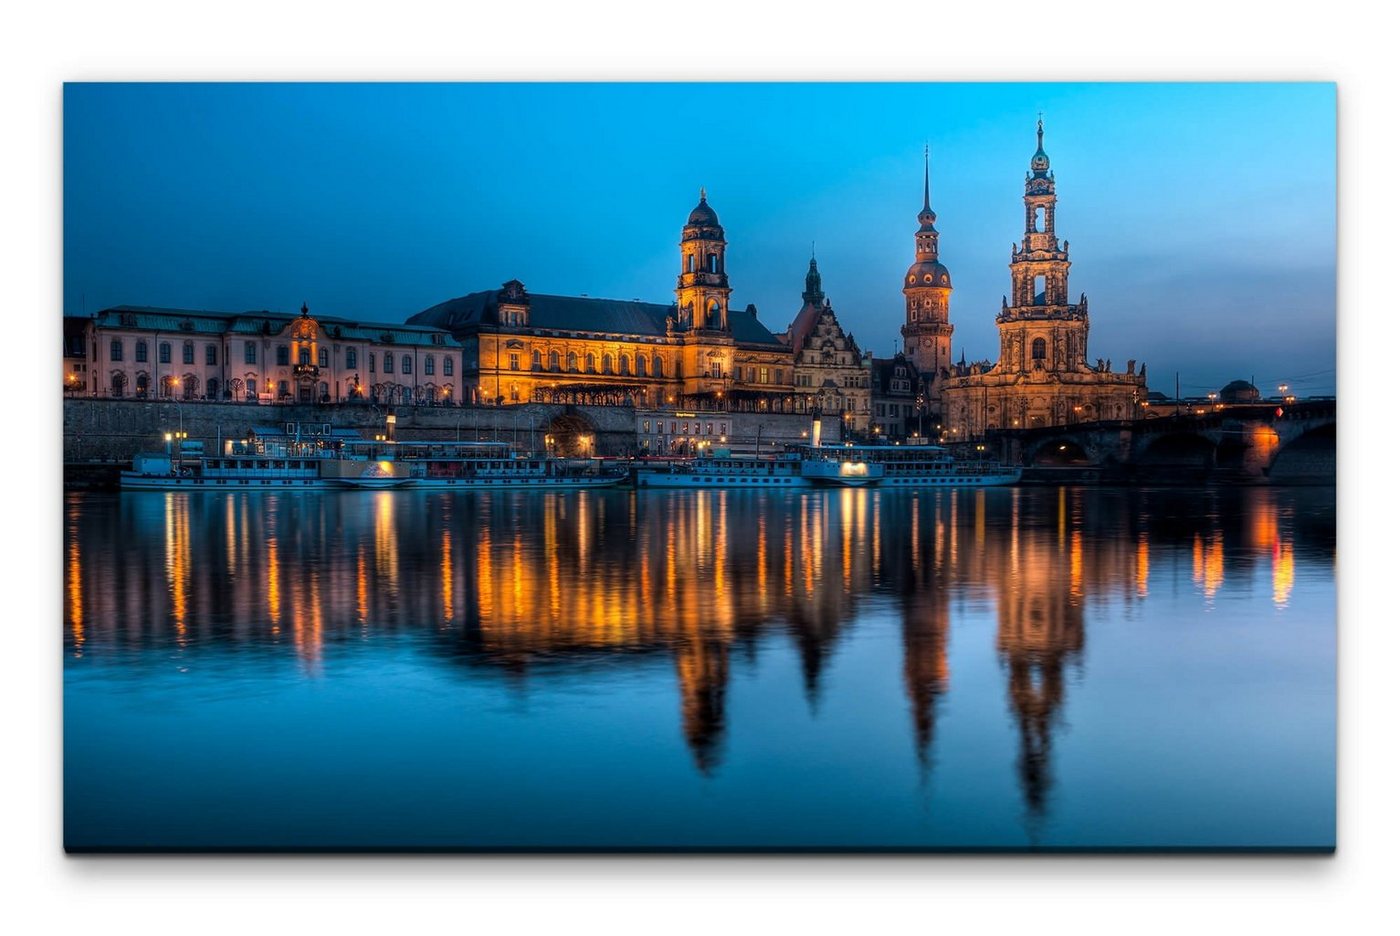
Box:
(411, 192, 796, 411)
(65, 303, 464, 405)
(783, 257, 872, 431)
(941, 122, 1147, 439)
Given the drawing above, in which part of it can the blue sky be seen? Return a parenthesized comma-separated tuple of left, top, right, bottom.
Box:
(63, 83, 1336, 397)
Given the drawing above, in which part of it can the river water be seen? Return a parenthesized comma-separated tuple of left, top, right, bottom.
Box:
(63, 485, 1335, 850)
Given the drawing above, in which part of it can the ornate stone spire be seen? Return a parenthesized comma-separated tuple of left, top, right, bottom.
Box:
(1030, 116, 1051, 177)
(803, 255, 824, 306)
(923, 143, 931, 213)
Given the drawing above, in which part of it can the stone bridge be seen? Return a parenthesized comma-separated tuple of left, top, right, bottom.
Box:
(982, 400, 1335, 483)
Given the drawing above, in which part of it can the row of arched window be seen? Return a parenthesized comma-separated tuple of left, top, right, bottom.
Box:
(524, 348, 668, 378)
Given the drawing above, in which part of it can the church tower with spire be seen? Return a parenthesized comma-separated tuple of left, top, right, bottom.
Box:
(940, 119, 1147, 440)
(996, 117, 1084, 371)
(900, 148, 955, 415)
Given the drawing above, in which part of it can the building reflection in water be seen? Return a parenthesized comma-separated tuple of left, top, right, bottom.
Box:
(64, 484, 1333, 812)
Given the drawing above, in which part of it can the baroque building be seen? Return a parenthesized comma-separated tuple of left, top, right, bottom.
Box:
(783, 257, 872, 431)
(941, 122, 1146, 440)
(900, 149, 955, 420)
(64, 303, 464, 405)
(411, 192, 796, 411)
(869, 352, 924, 440)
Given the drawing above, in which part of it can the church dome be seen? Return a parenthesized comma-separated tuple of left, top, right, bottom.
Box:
(686, 189, 720, 228)
(905, 259, 952, 289)
(1219, 379, 1260, 403)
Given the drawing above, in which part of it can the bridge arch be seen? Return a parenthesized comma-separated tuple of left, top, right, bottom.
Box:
(1028, 437, 1093, 466)
(544, 411, 600, 458)
(1137, 432, 1218, 473)
(1269, 423, 1336, 483)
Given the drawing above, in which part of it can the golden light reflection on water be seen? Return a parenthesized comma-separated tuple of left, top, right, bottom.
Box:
(66, 508, 83, 655)
(164, 492, 190, 641)
(441, 528, 454, 624)
(1274, 542, 1295, 607)
(1136, 535, 1150, 598)
(266, 535, 281, 634)
(64, 486, 1331, 800)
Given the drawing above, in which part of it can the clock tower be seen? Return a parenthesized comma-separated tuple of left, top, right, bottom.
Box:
(900, 148, 954, 414)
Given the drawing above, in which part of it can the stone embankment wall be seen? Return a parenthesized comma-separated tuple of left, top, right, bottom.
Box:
(63, 399, 818, 463)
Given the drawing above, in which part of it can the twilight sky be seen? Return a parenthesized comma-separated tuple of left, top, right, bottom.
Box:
(63, 83, 1336, 397)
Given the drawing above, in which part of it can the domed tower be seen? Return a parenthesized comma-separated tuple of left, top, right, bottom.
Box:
(676, 188, 731, 333)
(900, 148, 955, 408)
(995, 118, 1088, 374)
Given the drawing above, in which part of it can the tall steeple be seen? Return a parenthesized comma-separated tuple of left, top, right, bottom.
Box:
(1007, 117, 1072, 313)
(915, 143, 940, 261)
(993, 118, 1087, 377)
(802, 253, 824, 306)
(901, 147, 954, 406)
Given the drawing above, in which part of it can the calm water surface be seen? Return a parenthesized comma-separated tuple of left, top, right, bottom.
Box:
(63, 486, 1335, 850)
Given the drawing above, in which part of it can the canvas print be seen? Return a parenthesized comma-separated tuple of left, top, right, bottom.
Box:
(62, 83, 1336, 851)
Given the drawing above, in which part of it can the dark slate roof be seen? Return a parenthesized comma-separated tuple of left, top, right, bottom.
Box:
(870, 355, 922, 394)
(91, 305, 462, 348)
(91, 306, 233, 334)
(410, 291, 786, 348)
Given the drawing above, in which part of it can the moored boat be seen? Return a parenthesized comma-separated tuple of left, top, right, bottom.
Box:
(635, 453, 811, 489)
(805, 442, 1021, 488)
(120, 424, 412, 490)
(352, 440, 629, 490)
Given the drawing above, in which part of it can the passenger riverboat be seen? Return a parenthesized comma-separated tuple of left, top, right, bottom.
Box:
(344, 440, 629, 490)
(634, 450, 882, 489)
(811, 442, 1021, 488)
(635, 453, 809, 489)
(120, 425, 412, 490)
